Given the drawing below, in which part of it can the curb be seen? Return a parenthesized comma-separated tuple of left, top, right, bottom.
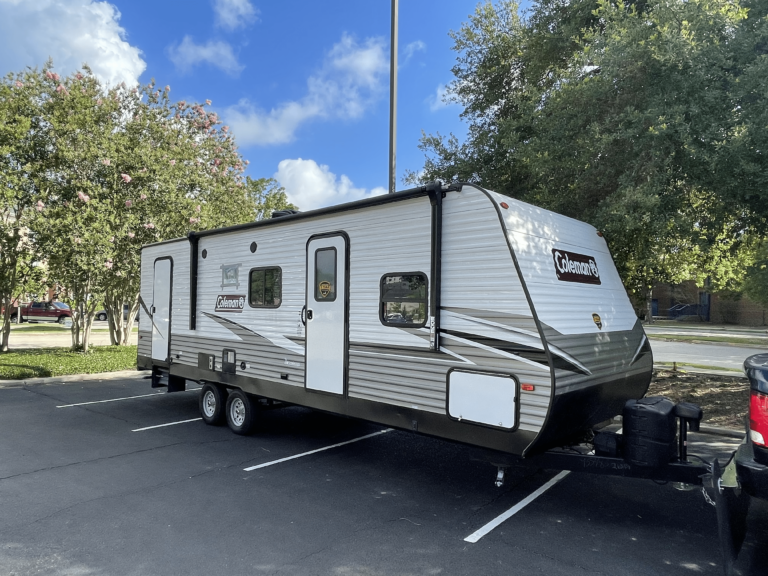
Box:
(0, 369, 148, 388)
(653, 364, 746, 378)
(648, 337, 768, 350)
(697, 425, 745, 439)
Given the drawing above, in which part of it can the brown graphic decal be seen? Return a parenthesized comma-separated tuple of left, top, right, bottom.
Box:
(552, 249, 601, 285)
(318, 281, 332, 298)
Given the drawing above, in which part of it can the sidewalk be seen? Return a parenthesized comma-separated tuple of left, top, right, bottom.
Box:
(645, 321, 768, 339)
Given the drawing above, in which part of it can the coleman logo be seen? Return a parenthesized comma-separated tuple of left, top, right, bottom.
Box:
(318, 281, 332, 298)
(552, 249, 601, 285)
(215, 294, 245, 313)
(592, 313, 603, 329)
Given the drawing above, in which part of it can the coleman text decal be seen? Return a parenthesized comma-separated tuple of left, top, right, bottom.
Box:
(552, 249, 601, 285)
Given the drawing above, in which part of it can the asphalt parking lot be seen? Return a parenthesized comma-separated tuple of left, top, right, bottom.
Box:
(1, 377, 766, 576)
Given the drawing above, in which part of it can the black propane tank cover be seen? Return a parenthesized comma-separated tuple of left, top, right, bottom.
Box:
(674, 402, 704, 431)
(623, 396, 677, 468)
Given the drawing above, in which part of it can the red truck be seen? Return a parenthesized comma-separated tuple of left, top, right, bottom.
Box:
(9, 301, 72, 324)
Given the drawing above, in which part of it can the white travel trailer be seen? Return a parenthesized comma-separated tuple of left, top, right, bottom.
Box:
(137, 182, 652, 456)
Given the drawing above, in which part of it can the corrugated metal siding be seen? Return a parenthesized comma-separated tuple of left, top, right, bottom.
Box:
(137, 330, 151, 357)
(440, 186, 550, 434)
(483, 188, 638, 335)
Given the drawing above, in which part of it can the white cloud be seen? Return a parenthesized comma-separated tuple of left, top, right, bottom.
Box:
(226, 33, 388, 146)
(0, 0, 145, 86)
(427, 83, 454, 112)
(401, 40, 425, 68)
(213, 0, 258, 30)
(167, 36, 243, 76)
(275, 158, 387, 211)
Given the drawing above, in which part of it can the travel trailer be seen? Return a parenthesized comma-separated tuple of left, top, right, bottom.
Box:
(137, 182, 653, 456)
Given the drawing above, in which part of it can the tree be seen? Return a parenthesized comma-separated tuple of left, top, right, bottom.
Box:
(410, 0, 767, 318)
(35, 69, 254, 350)
(246, 177, 297, 221)
(0, 68, 51, 351)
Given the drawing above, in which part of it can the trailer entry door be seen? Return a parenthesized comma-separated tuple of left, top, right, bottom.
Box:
(305, 235, 347, 394)
(151, 258, 172, 362)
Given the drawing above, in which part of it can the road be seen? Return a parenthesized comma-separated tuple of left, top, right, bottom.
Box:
(0, 376, 765, 575)
(649, 339, 766, 371)
(6, 323, 137, 349)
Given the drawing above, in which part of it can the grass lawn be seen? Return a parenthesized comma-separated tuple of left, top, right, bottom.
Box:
(648, 334, 768, 346)
(0, 345, 137, 380)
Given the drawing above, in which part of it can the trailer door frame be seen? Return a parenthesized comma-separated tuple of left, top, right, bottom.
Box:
(151, 257, 173, 362)
(304, 233, 349, 395)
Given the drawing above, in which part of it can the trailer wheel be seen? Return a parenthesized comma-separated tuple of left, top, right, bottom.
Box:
(199, 383, 226, 425)
(226, 390, 257, 435)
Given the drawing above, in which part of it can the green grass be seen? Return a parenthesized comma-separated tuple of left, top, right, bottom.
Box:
(648, 334, 768, 346)
(0, 345, 137, 380)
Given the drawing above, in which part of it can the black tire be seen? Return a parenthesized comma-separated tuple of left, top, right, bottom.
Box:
(97, 312, 107, 321)
(57, 315, 68, 324)
(9, 313, 17, 323)
(199, 383, 227, 425)
(225, 390, 257, 435)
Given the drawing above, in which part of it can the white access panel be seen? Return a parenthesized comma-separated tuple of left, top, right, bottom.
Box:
(151, 258, 172, 361)
(305, 235, 347, 394)
(448, 371, 518, 429)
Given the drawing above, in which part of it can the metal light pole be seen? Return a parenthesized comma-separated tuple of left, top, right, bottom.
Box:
(388, 0, 398, 194)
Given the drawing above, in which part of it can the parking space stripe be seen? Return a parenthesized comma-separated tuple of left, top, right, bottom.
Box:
(243, 429, 393, 472)
(464, 470, 570, 543)
(56, 393, 165, 408)
(132, 418, 202, 432)
(56, 388, 199, 408)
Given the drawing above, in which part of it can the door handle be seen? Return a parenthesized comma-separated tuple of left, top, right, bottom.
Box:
(306, 309, 313, 320)
(150, 306, 156, 315)
(300, 305, 306, 326)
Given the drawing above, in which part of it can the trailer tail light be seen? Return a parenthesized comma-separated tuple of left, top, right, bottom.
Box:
(750, 390, 768, 447)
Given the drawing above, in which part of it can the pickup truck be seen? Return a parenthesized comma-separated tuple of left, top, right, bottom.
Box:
(10, 301, 72, 324)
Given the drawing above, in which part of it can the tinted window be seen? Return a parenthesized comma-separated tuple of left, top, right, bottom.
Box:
(248, 267, 282, 308)
(314, 248, 337, 302)
(380, 273, 428, 327)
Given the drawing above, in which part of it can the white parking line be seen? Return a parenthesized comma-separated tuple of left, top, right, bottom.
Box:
(464, 470, 570, 543)
(56, 393, 165, 408)
(132, 418, 202, 432)
(244, 429, 393, 472)
(56, 388, 199, 408)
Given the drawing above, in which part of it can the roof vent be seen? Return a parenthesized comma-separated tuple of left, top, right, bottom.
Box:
(271, 209, 300, 219)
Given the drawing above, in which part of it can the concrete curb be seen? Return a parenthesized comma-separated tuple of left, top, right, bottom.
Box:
(697, 425, 745, 439)
(653, 364, 746, 378)
(648, 336, 768, 350)
(0, 369, 148, 388)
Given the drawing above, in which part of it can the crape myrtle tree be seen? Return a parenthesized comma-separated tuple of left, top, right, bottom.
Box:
(409, 0, 768, 319)
(35, 66, 257, 350)
(0, 68, 53, 351)
(246, 176, 296, 221)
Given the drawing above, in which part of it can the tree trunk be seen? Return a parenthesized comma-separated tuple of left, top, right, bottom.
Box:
(645, 289, 654, 325)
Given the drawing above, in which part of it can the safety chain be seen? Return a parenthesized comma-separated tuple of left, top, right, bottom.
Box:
(701, 487, 716, 507)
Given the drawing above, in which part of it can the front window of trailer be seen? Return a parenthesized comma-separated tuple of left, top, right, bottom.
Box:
(380, 273, 428, 327)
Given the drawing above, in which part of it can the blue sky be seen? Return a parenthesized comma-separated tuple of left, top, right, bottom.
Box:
(0, 0, 507, 210)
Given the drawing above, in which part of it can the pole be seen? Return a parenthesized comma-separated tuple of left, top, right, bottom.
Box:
(388, 0, 398, 194)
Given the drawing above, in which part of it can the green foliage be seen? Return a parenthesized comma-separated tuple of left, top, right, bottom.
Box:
(1, 63, 268, 352)
(246, 176, 297, 221)
(0, 345, 137, 380)
(743, 240, 768, 307)
(412, 0, 768, 305)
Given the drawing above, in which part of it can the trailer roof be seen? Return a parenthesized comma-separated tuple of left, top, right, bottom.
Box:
(142, 182, 453, 250)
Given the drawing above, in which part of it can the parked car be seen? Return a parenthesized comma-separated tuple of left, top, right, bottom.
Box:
(10, 301, 71, 324)
(95, 304, 139, 322)
(735, 354, 768, 500)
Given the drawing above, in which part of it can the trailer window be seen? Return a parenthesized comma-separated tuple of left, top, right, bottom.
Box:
(314, 248, 337, 302)
(248, 267, 282, 308)
(380, 273, 427, 327)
